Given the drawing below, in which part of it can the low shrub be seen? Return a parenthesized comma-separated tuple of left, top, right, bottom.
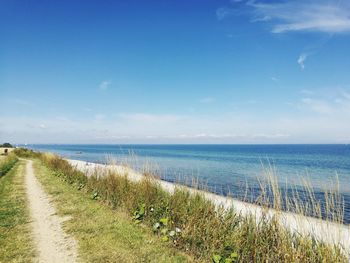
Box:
(13, 148, 40, 159)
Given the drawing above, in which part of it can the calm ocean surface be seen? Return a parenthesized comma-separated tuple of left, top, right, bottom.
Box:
(27, 144, 350, 223)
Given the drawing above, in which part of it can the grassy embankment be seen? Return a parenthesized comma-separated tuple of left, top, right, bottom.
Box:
(0, 155, 36, 262)
(15, 148, 349, 262)
(31, 153, 192, 262)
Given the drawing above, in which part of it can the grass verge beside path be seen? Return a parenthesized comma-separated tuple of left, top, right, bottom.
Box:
(32, 159, 192, 263)
(0, 154, 18, 178)
(0, 160, 36, 262)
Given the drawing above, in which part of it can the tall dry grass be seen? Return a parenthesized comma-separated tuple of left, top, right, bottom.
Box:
(258, 164, 345, 224)
(16, 149, 349, 262)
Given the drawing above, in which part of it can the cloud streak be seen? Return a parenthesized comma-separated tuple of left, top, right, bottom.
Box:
(299, 89, 350, 114)
(2, 89, 350, 144)
(99, 80, 111, 90)
(216, 7, 236, 21)
(220, 0, 350, 34)
(301, 98, 333, 114)
(297, 53, 307, 69)
(118, 113, 185, 123)
(199, 97, 215, 104)
(12, 99, 33, 106)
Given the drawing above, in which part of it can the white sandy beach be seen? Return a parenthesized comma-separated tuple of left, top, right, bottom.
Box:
(68, 159, 350, 254)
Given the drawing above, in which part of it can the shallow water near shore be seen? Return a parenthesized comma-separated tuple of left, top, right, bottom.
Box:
(26, 144, 350, 223)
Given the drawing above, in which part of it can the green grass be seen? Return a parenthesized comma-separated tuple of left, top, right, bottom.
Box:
(0, 153, 18, 178)
(0, 160, 36, 263)
(13, 148, 349, 262)
(32, 158, 192, 263)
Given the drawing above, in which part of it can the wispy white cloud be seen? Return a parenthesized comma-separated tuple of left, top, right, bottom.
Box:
(55, 116, 70, 122)
(94, 114, 106, 121)
(300, 98, 333, 114)
(12, 99, 33, 106)
(145, 135, 159, 139)
(118, 113, 185, 123)
(3, 89, 350, 143)
(251, 15, 271, 23)
(165, 133, 229, 139)
(94, 134, 131, 140)
(2, 110, 350, 143)
(192, 133, 240, 139)
(297, 53, 308, 69)
(247, 99, 257, 104)
(83, 107, 93, 112)
(299, 88, 350, 114)
(219, 0, 350, 34)
(99, 80, 111, 90)
(164, 133, 289, 140)
(251, 0, 350, 34)
(342, 91, 350, 100)
(300, 89, 314, 95)
(216, 7, 236, 20)
(199, 97, 215, 104)
(252, 133, 290, 139)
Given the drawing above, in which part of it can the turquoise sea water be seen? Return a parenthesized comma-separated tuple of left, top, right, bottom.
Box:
(27, 144, 350, 223)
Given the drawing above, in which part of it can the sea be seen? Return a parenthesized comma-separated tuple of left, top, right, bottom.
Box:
(26, 144, 350, 223)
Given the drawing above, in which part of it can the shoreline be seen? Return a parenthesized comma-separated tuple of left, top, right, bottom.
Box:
(68, 158, 350, 254)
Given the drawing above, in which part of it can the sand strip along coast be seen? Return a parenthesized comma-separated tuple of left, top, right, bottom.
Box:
(68, 159, 350, 254)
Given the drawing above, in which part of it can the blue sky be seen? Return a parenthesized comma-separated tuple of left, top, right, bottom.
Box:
(1, 0, 350, 144)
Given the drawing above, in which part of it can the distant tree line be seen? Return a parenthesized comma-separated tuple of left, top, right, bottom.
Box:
(0, 143, 13, 148)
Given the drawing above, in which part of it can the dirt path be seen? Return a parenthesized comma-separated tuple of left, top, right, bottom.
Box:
(24, 160, 78, 263)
